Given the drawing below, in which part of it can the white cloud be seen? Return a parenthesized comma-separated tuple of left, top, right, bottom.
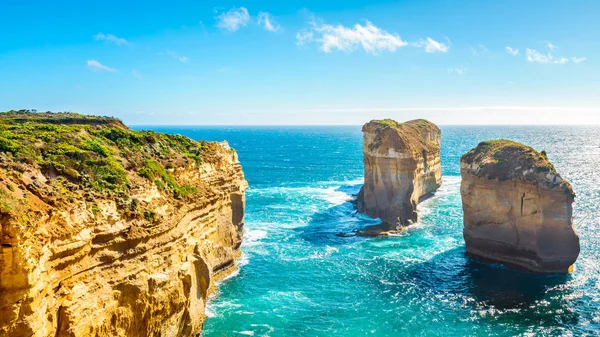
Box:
(526, 49, 553, 63)
(93, 33, 128, 46)
(447, 65, 467, 76)
(526, 48, 581, 64)
(257, 12, 280, 32)
(87, 60, 116, 72)
(297, 20, 407, 55)
(554, 56, 569, 64)
(165, 49, 189, 62)
(505, 46, 519, 55)
(296, 30, 314, 46)
(216, 7, 250, 32)
(546, 41, 557, 50)
(414, 37, 449, 53)
(131, 69, 142, 79)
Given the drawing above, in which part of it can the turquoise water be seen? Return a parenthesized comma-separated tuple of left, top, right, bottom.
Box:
(138, 126, 600, 336)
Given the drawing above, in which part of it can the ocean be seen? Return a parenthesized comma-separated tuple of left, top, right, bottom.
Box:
(135, 125, 600, 336)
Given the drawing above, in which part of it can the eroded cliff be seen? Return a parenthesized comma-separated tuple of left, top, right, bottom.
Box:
(0, 112, 247, 336)
(461, 140, 579, 273)
(357, 119, 442, 233)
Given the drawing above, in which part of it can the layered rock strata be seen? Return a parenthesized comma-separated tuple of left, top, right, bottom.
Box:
(461, 140, 579, 273)
(0, 112, 247, 337)
(357, 119, 442, 232)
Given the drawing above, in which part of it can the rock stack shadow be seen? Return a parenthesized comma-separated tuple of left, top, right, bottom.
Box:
(295, 183, 378, 246)
(459, 253, 571, 310)
(404, 247, 574, 313)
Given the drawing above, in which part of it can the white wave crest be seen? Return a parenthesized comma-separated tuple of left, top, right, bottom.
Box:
(205, 299, 243, 318)
(250, 184, 356, 206)
(320, 187, 354, 205)
(245, 229, 267, 246)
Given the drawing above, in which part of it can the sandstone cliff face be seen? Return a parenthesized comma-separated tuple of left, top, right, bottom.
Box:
(357, 119, 442, 228)
(0, 113, 247, 337)
(461, 140, 579, 273)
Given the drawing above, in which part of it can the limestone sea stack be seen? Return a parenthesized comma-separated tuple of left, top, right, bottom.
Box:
(461, 140, 579, 273)
(357, 119, 442, 230)
(0, 112, 247, 337)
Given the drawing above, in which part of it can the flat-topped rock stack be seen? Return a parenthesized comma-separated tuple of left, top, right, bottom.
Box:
(357, 119, 442, 235)
(460, 140, 580, 273)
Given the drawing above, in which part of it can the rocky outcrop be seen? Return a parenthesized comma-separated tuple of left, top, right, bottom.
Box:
(0, 112, 247, 337)
(461, 140, 579, 273)
(357, 119, 442, 232)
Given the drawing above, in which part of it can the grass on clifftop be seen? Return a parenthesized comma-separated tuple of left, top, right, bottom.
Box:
(375, 118, 399, 128)
(366, 118, 441, 153)
(462, 139, 573, 194)
(467, 139, 556, 174)
(0, 110, 209, 200)
(371, 118, 436, 130)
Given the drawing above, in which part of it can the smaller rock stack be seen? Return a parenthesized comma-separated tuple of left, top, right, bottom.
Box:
(460, 140, 579, 273)
(357, 119, 442, 232)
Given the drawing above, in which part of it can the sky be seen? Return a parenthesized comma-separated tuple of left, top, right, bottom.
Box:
(1, 0, 599, 125)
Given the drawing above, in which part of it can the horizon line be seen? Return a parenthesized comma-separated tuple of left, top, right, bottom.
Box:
(128, 123, 600, 127)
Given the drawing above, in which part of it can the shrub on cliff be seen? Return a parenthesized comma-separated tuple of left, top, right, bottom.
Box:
(462, 139, 573, 194)
(0, 111, 211, 207)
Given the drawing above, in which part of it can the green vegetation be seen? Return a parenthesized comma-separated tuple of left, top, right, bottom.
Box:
(479, 139, 534, 151)
(143, 209, 157, 223)
(138, 159, 197, 199)
(0, 200, 11, 212)
(479, 139, 506, 147)
(373, 118, 433, 130)
(91, 203, 100, 219)
(367, 118, 440, 154)
(0, 110, 120, 126)
(376, 118, 399, 128)
(412, 119, 434, 129)
(472, 139, 555, 174)
(0, 188, 12, 212)
(0, 110, 209, 200)
(463, 139, 563, 185)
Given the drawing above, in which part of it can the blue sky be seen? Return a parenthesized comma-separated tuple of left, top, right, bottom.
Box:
(1, 0, 598, 125)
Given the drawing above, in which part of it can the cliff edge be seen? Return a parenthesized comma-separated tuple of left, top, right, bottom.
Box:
(461, 139, 579, 273)
(0, 112, 247, 336)
(357, 119, 442, 234)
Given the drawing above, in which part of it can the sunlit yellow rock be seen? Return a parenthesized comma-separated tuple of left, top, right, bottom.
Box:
(357, 119, 442, 232)
(460, 140, 579, 273)
(0, 113, 247, 337)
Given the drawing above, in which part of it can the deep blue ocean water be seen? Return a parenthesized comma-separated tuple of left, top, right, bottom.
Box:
(135, 126, 600, 336)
